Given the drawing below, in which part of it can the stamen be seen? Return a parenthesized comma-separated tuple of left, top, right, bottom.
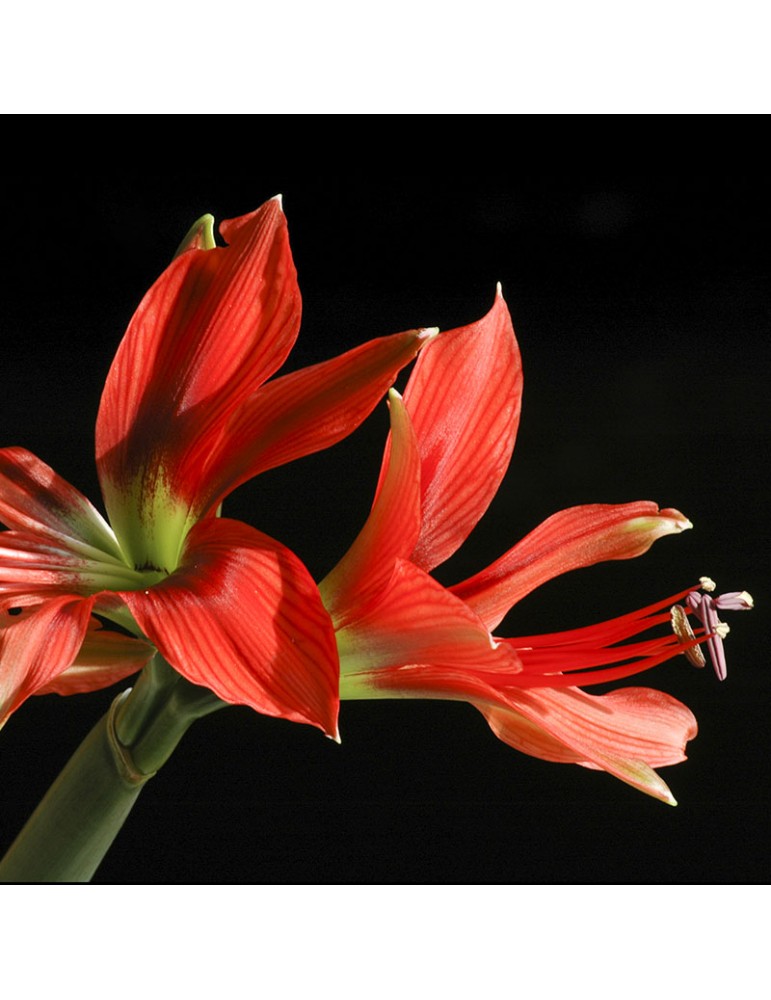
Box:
(684, 582, 754, 682)
(699, 576, 717, 592)
(670, 604, 706, 667)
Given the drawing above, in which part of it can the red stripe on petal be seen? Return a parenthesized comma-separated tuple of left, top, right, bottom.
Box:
(121, 519, 339, 737)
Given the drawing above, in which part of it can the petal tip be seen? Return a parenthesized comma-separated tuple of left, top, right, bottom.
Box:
(660, 508, 692, 532)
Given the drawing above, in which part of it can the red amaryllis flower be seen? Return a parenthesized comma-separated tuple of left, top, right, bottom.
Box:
(320, 288, 752, 803)
(0, 197, 433, 736)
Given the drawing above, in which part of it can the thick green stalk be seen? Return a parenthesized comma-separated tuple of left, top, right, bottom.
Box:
(0, 694, 151, 883)
(0, 656, 224, 883)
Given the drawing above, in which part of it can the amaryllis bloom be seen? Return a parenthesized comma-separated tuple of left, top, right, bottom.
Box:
(319, 288, 752, 803)
(0, 197, 433, 736)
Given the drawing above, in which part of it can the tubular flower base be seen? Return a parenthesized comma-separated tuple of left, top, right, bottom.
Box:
(0, 197, 433, 737)
(321, 289, 753, 805)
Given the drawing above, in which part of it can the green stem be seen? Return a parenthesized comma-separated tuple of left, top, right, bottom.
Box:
(0, 655, 224, 883)
(113, 654, 180, 746)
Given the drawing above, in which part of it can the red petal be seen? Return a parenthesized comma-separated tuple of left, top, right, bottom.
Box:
(336, 558, 522, 676)
(35, 621, 153, 696)
(206, 328, 432, 510)
(0, 595, 95, 726)
(119, 518, 339, 737)
(320, 390, 421, 627)
(477, 685, 697, 804)
(0, 531, 95, 597)
(452, 502, 693, 630)
(0, 448, 122, 560)
(397, 289, 522, 572)
(96, 199, 300, 530)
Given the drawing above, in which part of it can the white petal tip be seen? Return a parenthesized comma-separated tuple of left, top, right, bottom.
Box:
(659, 508, 692, 532)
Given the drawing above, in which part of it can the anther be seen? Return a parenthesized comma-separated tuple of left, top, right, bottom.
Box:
(670, 604, 706, 667)
(715, 591, 754, 611)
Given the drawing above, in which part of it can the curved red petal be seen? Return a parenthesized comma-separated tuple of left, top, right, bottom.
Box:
(35, 621, 153, 696)
(207, 328, 432, 510)
(0, 448, 122, 560)
(320, 390, 421, 628)
(452, 502, 692, 631)
(0, 595, 95, 727)
(337, 558, 522, 677)
(96, 198, 300, 537)
(120, 519, 339, 737)
(399, 289, 522, 572)
(477, 685, 697, 803)
(0, 531, 97, 597)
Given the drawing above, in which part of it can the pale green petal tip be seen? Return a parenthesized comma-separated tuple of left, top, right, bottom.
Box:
(658, 781, 678, 806)
(173, 213, 216, 258)
(644, 771, 678, 806)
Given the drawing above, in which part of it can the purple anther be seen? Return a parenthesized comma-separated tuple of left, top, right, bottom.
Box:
(714, 591, 754, 612)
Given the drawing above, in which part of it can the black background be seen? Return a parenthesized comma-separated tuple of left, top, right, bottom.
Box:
(1, 131, 767, 884)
